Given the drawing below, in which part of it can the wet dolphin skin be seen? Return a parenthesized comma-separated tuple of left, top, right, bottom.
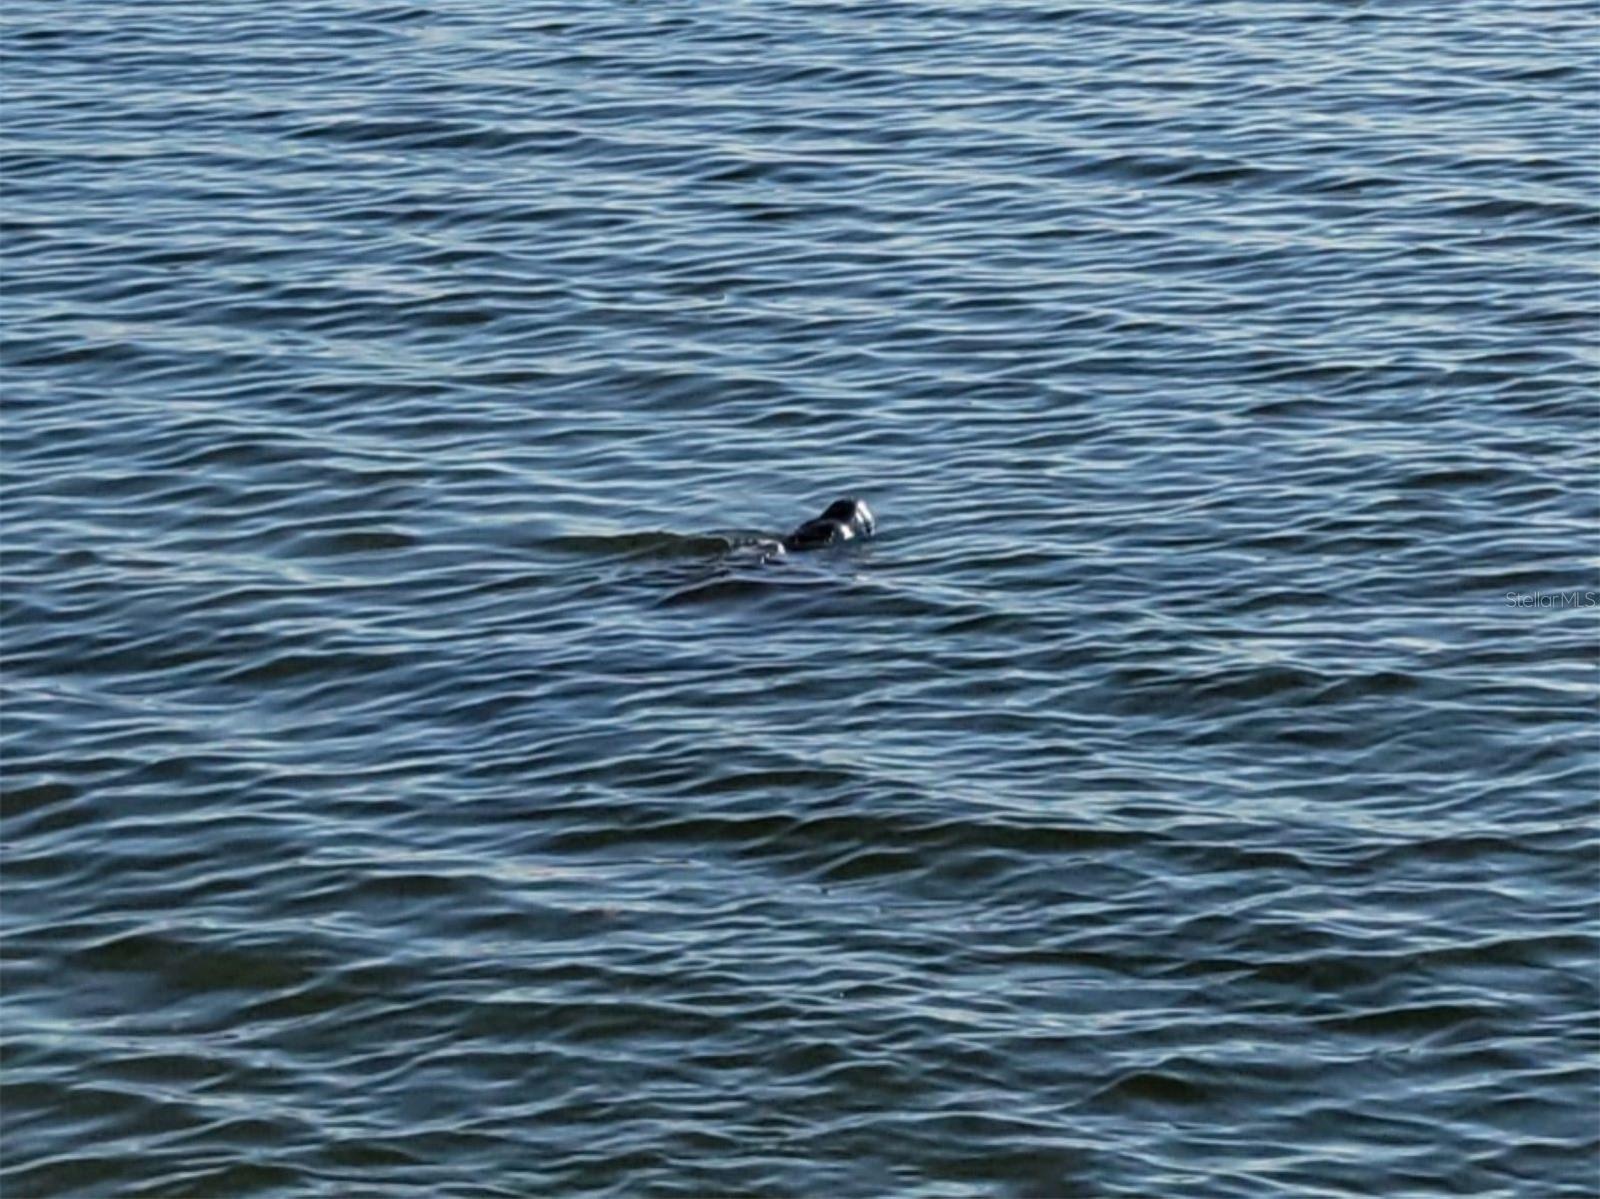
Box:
(782, 498, 875, 552)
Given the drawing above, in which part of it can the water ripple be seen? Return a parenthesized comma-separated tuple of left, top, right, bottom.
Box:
(4, 0, 1597, 1195)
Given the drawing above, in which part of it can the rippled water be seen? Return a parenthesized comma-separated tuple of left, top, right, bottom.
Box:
(4, 1, 1597, 1195)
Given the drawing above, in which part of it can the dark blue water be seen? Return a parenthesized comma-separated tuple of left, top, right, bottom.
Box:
(3, 2, 1597, 1195)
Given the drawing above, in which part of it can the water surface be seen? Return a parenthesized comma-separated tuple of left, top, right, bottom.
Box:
(3, 1, 1597, 1195)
